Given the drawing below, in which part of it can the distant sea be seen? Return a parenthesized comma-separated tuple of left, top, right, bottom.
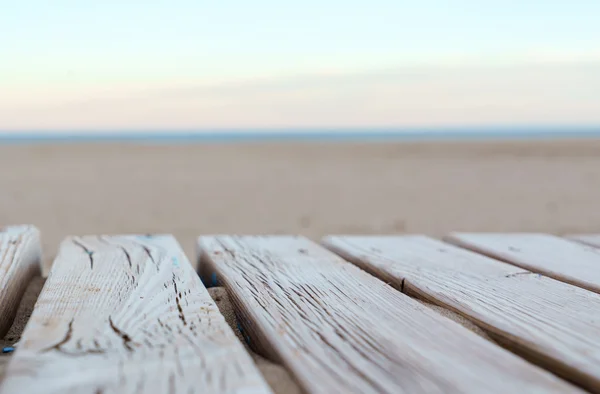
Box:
(1, 126, 600, 144)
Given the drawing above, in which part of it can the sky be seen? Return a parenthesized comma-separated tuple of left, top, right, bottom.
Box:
(1, 0, 600, 131)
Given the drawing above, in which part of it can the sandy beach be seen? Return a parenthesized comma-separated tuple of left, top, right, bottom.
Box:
(2, 139, 600, 272)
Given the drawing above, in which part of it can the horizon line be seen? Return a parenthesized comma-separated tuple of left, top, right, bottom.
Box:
(2, 125, 600, 144)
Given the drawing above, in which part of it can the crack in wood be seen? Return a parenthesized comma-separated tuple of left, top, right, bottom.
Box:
(120, 246, 132, 268)
(171, 274, 187, 326)
(109, 316, 136, 352)
(140, 245, 159, 272)
(42, 318, 74, 353)
(504, 272, 534, 278)
(72, 239, 94, 269)
(41, 317, 106, 356)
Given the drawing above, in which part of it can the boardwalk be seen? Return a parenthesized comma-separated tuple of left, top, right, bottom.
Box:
(1, 227, 599, 393)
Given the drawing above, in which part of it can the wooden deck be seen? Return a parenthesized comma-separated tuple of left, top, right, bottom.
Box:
(1, 226, 600, 393)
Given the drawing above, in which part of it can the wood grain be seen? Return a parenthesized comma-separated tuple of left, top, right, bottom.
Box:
(0, 234, 271, 394)
(445, 232, 600, 293)
(324, 235, 600, 392)
(198, 235, 578, 394)
(0, 225, 42, 337)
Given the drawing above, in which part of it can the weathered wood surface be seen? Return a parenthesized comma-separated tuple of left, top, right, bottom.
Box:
(445, 232, 600, 294)
(324, 235, 600, 393)
(568, 234, 600, 249)
(0, 225, 41, 337)
(0, 234, 271, 394)
(198, 235, 577, 394)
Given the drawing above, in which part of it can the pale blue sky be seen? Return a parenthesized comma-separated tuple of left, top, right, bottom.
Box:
(1, 0, 600, 130)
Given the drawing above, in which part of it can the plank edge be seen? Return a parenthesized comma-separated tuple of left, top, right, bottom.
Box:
(0, 225, 42, 337)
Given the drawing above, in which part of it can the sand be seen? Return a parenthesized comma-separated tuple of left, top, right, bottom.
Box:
(2, 139, 600, 390)
(3, 140, 600, 274)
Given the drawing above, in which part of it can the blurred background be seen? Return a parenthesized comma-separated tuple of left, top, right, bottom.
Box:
(2, 0, 600, 269)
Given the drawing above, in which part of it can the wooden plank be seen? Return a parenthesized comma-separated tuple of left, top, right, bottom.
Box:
(324, 235, 600, 393)
(567, 234, 600, 249)
(198, 235, 578, 394)
(445, 232, 600, 294)
(0, 225, 41, 337)
(0, 234, 271, 394)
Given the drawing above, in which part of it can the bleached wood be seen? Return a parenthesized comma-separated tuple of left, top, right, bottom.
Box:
(0, 225, 41, 337)
(0, 234, 271, 394)
(445, 232, 600, 294)
(198, 235, 577, 394)
(324, 235, 600, 393)
(567, 234, 600, 249)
